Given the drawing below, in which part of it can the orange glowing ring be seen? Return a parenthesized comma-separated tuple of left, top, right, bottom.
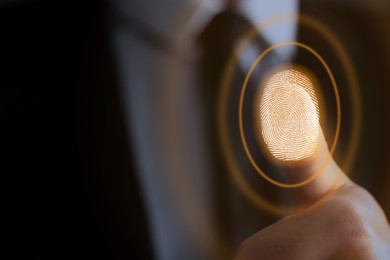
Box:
(238, 42, 341, 188)
(219, 14, 361, 215)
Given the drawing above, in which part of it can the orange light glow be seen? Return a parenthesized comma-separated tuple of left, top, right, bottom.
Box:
(258, 69, 320, 161)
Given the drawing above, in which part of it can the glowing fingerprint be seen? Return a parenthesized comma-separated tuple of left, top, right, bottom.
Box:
(259, 69, 320, 161)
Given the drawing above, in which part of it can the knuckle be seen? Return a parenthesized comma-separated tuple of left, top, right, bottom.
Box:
(325, 198, 371, 249)
(236, 238, 254, 259)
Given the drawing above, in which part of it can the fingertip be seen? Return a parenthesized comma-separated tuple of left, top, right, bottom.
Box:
(282, 128, 348, 210)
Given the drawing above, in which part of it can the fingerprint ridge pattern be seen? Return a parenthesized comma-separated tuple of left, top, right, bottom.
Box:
(259, 69, 320, 161)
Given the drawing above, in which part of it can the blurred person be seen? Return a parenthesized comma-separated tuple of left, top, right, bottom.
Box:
(113, 0, 390, 259)
(2, 0, 390, 259)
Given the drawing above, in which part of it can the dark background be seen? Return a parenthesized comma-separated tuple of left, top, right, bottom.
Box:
(0, 1, 152, 259)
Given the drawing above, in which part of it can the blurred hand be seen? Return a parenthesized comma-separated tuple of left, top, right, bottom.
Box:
(235, 132, 390, 259)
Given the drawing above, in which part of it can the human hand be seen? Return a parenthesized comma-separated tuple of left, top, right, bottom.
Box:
(235, 132, 390, 259)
